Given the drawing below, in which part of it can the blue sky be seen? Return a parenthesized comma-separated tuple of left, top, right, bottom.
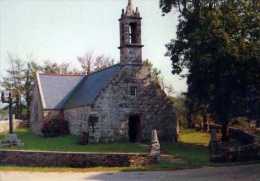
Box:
(0, 0, 187, 94)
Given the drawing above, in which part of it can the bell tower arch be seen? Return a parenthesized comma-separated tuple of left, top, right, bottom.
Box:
(119, 0, 143, 65)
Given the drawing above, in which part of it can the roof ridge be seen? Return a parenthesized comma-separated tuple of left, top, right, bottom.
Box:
(84, 63, 121, 78)
(38, 64, 121, 77)
(38, 72, 84, 76)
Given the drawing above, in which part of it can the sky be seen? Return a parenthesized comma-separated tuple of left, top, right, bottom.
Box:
(0, 0, 187, 94)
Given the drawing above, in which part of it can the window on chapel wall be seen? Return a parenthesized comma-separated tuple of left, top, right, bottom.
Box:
(88, 115, 98, 133)
(129, 23, 137, 44)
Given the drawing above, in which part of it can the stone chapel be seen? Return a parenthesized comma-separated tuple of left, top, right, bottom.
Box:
(30, 0, 177, 143)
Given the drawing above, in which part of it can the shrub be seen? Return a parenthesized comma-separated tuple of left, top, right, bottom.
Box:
(42, 119, 69, 137)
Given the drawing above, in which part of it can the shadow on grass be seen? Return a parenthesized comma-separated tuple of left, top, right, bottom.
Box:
(161, 142, 210, 167)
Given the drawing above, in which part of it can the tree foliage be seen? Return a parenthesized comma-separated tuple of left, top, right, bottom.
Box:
(160, 0, 260, 139)
(1, 55, 26, 119)
(143, 59, 175, 95)
(77, 52, 115, 75)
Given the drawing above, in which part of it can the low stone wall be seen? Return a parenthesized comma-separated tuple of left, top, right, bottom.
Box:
(209, 126, 260, 162)
(210, 142, 260, 162)
(0, 120, 23, 133)
(0, 150, 154, 167)
(229, 127, 255, 144)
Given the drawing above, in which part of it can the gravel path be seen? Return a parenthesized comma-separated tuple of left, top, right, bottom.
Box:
(0, 164, 259, 181)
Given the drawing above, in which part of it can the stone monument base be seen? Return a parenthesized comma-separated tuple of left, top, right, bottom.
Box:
(0, 133, 24, 147)
(150, 129, 160, 163)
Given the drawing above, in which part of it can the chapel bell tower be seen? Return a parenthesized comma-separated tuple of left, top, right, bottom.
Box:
(119, 0, 143, 65)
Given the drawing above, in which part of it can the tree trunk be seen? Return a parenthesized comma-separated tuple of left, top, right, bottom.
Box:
(26, 108, 31, 127)
(25, 96, 31, 127)
(15, 96, 22, 119)
(187, 111, 194, 128)
(221, 121, 229, 142)
(202, 114, 208, 132)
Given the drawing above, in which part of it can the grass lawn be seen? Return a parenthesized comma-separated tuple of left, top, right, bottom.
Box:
(0, 129, 147, 153)
(161, 129, 210, 167)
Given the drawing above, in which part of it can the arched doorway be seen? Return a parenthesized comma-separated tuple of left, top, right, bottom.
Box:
(128, 114, 141, 142)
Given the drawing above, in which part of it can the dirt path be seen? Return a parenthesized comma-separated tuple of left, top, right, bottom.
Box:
(0, 164, 259, 181)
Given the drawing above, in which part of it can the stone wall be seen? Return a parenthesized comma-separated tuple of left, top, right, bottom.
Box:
(209, 127, 260, 162)
(91, 65, 176, 143)
(30, 84, 64, 135)
(30, 85, 44, 135)
(0, 150, 154, 167)
(64, 107, 91, 136)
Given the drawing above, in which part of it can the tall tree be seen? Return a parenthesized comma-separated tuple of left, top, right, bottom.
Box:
(42, 61, 71, 74)
(144, 60, 175, 95)
(77, 52, 115, 74)
(1, 54, 25, 119)
(160, 0, 260, 140)
(24, 61, 42, 121)
(77, 52, 94, 75)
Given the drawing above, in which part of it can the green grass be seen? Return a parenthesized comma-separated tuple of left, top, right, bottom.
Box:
(161, 129, 210, 167)
(179, 129, 210, 146)
(0, 129, 147, 153)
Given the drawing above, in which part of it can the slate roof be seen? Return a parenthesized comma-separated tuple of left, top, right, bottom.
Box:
(64, 64, 121, 109)
(38, 74, 84, 109)
(37, 64, 122, 110)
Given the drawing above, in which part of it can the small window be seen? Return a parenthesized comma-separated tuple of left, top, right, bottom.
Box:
(130, 86, 137, 96)
(88, 115, 98, 133)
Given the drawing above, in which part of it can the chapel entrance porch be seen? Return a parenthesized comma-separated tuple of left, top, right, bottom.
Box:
(128, 115, 141, 143)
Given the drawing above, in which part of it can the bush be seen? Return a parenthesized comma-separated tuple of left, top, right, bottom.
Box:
(42, 119, 69, 137)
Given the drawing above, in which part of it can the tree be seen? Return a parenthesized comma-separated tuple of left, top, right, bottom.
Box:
(77, 52, 115, 74)
(77, 52, 94, 75)
(24, 61, 42, 121)
(160, 0, 260, 140)
(1, 54, 26, 119)
(94, 54, 114, 71)
(144, 60, 175, 95)
(170, 95, 188, 128)
(42, 61, 71, 74)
